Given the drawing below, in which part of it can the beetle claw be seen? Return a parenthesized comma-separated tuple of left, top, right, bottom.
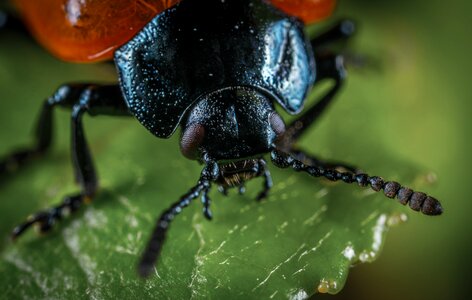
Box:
(10, 193, 90, 240)
(238, 184, 246, 195)
(217, 185, 229, 196)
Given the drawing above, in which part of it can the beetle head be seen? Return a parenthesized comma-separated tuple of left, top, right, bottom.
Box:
(180, 87, 285, 161)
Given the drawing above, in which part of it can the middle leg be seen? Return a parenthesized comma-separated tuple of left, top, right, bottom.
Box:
(280, 52, 347, 147)
(278, 19, 356, 150)
(12, 84, 131, 238)
(278, 51, 357, 172)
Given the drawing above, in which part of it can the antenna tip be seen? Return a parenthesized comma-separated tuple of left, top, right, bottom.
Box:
(421, 196, 443, 216)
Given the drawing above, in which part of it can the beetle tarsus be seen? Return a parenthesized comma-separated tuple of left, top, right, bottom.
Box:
(7, 84, 131, 239)
(270, 148, 443, 216)
(11, 193, 88, 240)
(0, 148, 40, 176)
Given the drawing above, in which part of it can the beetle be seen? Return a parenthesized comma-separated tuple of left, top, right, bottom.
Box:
(0, 0, 443, 278)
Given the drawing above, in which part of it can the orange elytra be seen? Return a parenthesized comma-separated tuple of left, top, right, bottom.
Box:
(13, 0, 335, 62)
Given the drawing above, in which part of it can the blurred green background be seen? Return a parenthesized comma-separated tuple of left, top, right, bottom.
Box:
(330, 0, 471, 299)
(0, 0, 470, 299)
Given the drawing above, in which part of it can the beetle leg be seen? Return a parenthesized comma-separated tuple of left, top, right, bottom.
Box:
(0, 85, 78, 177)
(279, 52, 346, 149)
(274, 23, 365, 180)
(0, 10, 29, 35)
(270, 148, 443, 216)
(138, 162, 218, 278)
(201, 187, 213, 220)
(238, 184, 246, 195)
(278, 20, 356, 148)
(218, 185, 229, 196)
(256, 159, 272, 201)
(11, 194, 85, 237)
(311, 19, 356, 49)
(311, 19, 379, 73)
(138, 180, 209, 277)
(10, 84, 131, 239)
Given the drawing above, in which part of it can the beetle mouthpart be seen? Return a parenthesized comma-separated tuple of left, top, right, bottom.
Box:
(217, 159, 261, 187)
(180, 123, 205, 159)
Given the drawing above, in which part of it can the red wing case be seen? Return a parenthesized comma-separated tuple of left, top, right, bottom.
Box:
(14, 0, 335, 62)
(14, 0, 180, 62)
(270, 0, 336, 24)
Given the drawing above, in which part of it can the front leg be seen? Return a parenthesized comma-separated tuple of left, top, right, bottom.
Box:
(11, 84, 131, 238)
(138, 161, 219, 278)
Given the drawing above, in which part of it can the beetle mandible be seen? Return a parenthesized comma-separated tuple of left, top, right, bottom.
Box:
(0, 0, 443, 277)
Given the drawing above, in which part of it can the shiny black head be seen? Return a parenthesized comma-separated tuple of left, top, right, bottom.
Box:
(180, 87, 285, 161)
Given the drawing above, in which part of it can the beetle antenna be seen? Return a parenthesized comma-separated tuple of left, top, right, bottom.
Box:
(270, 149, 443, 216)
(137, 161, 218, 278)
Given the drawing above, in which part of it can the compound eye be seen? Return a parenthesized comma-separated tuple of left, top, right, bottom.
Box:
(269, 112, 286, 137)
(180, 123, 205, 159)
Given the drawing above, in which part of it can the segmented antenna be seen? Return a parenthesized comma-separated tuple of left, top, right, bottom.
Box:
(270, 149, 443, 216)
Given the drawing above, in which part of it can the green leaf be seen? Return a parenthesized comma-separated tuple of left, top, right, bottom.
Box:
(0, 22, 433, 300)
